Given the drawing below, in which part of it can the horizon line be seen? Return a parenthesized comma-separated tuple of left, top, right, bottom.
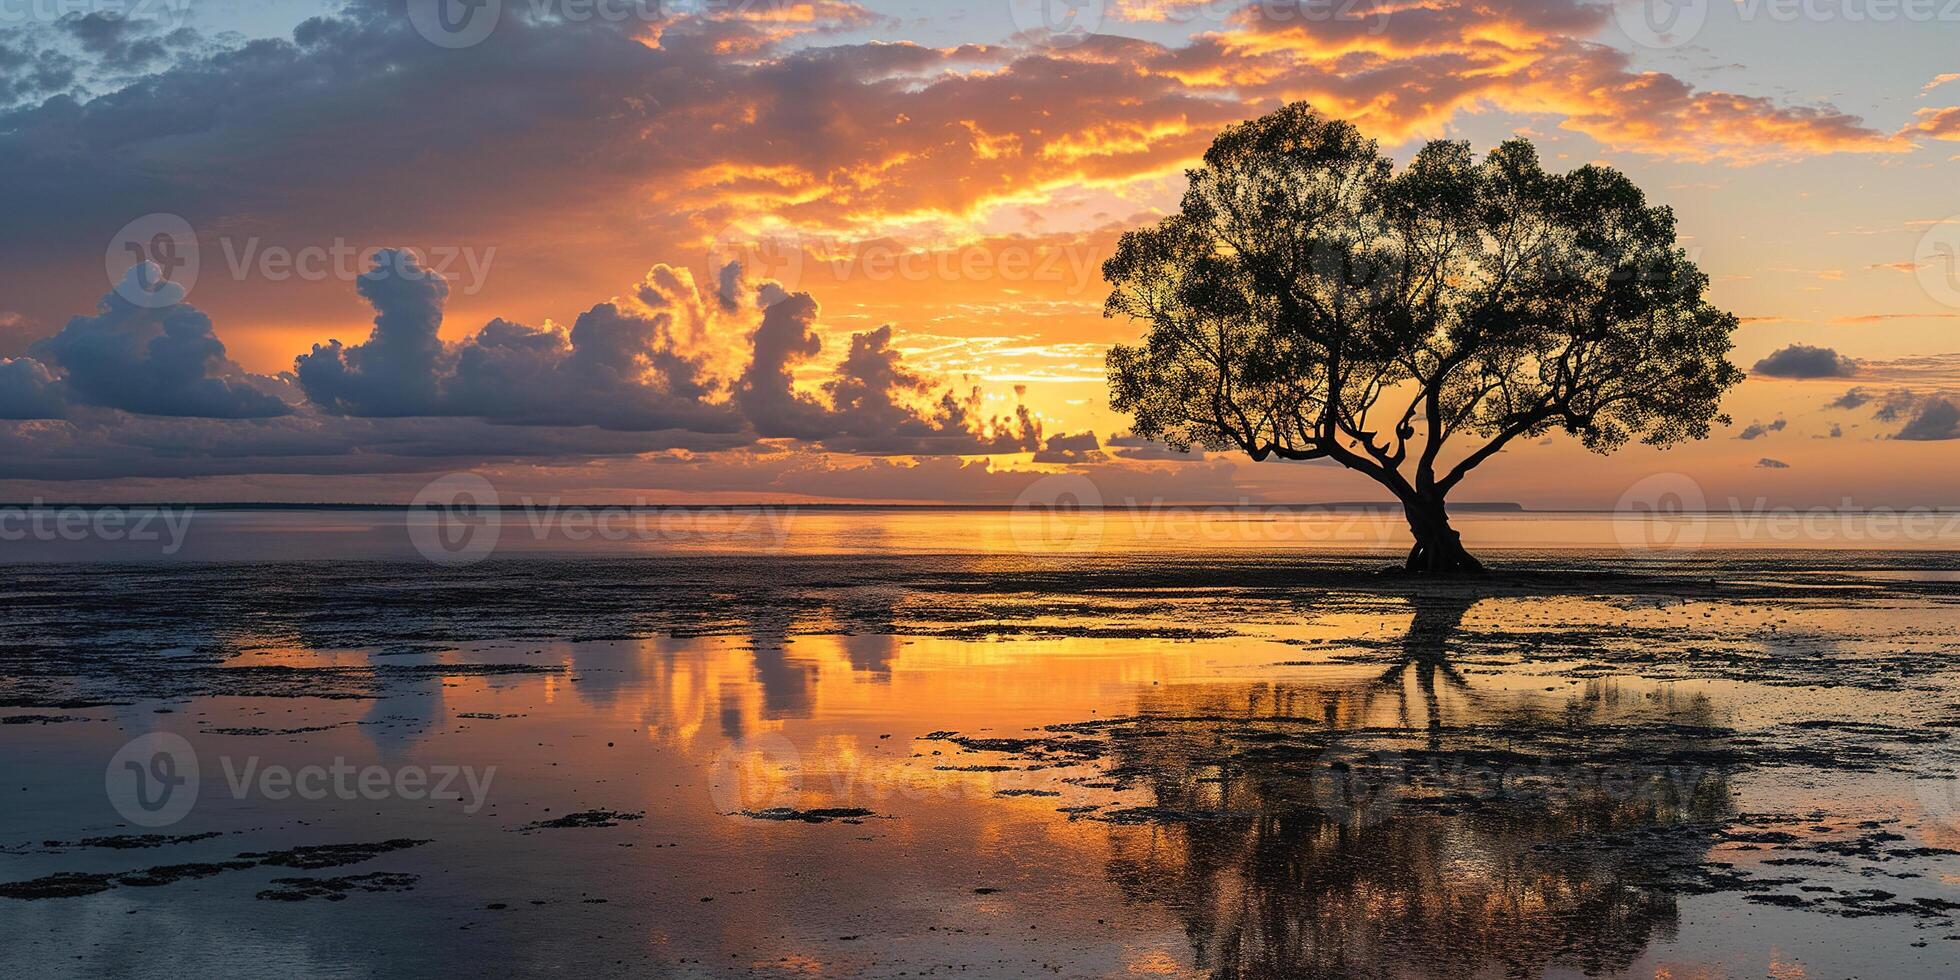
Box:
(3, 502, 1958, 514)
(1, 500, 1517, 512)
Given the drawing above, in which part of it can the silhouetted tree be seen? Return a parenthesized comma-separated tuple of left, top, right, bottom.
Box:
(1104, 104, 1743, 572)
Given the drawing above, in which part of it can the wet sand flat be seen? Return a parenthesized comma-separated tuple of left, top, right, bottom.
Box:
(4, 542, 1960, 978)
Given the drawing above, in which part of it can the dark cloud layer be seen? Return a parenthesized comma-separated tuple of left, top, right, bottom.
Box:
(1752, 344, 1856, 379)
(0, 0, 1909, 334)
(1106, 432, 1202, 461)
(1032, 431, 1102, 464)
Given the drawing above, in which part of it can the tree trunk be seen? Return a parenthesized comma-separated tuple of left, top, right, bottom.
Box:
(1401, 496, 1485, 575)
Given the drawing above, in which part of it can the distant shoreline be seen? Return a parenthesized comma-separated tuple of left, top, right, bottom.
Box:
(0, 501, 1952, 517)
(5, 502, 1957, 515)
(0, 501, 1530, 512)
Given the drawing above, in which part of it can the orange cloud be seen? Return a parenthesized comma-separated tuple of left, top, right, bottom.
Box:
(1162, 2, 1909, 162)
(1904, 106, 1960, 141)
(1831, 313, 1960, 323)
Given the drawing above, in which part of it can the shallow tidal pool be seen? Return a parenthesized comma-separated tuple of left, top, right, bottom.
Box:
(4, 534, 1960, 978)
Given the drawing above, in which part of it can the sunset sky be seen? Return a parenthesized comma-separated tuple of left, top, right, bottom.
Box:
(1, 0, 1955, 507)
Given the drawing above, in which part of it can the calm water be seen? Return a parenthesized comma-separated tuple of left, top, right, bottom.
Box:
(3, 504, 1959, 560)
(2, 511, 1959, 978)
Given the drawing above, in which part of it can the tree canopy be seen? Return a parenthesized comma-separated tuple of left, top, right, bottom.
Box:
(1104, 103, 1743, 572)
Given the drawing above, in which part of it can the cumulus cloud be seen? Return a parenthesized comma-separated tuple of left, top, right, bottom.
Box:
(1829, 384, 1960, 440)
(1828, 387, 1872, 410)
(1736, 419, 1787, 440)
(295, 251, 451, 416)
(123, 247, 1037, 454)
(0, 357, 67, 420)
(824, 326, 931, 437)
(824, 329, 1044, 455)
(1752, 344, 1856, 379)
(297, 250, 743, 433)
(736, 296, 1044, 453)
(1872, 389, 1921, 422)
(737, 292, 832, 440)
(455, 306, 740, 433)
(0, 264, 290, 420)
(1896, 398, 1960, 441)
(1, 243, 1052, 481)
(715, 261, 747, 314)
(456, 262, 740, 432)
(1755, 457, 1790, 469)
(1815, 354, 1960, 439)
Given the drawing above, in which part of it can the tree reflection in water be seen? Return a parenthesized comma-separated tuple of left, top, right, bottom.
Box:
(1089, 590, 1739, 979)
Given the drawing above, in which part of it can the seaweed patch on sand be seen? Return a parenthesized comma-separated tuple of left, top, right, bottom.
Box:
(1, 838, 432, 901)
(737, 807, 878, 824)
(257, 872, 420, 902)
(516, 810, 645, 832)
